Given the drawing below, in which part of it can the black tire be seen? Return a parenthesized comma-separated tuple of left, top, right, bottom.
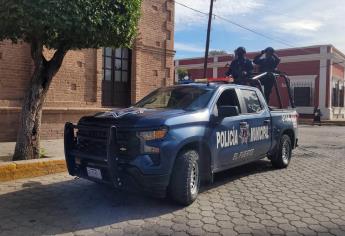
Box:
(168, 150, 200, 206)
(271, 134, 292, 169)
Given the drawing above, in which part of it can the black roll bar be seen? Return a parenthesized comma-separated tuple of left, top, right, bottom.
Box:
(249, 71, 295, 109)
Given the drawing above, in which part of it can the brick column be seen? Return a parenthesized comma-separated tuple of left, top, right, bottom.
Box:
(130, 0, 175, 103)
(96, 49, 103, 107)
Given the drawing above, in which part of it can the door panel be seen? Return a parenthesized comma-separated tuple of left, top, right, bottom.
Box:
(211, 117, 249, 169)
(239, 89, 272, 158)
(112, 82, 129, 107)
(210, 89, 250, 170)
(239, 113, 271, 158)
(102, 80, 112, 107)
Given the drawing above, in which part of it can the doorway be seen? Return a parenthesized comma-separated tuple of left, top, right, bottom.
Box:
(102, 48, 131, 107)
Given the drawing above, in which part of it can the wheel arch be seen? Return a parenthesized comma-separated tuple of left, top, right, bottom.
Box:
(175, 140, 213, 183)
(282, 129, 295, 148)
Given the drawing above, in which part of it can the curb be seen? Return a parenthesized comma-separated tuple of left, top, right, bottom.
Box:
(0, 158, 66, 182)
(299, 120, 345, 126)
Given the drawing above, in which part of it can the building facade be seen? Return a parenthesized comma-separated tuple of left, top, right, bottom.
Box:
(0, 0, 175, 141)
(175, 45, 345, 120)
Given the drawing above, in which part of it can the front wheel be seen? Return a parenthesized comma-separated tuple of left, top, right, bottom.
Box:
(168, 150, 200, 205)
(271, 134, 292, 169)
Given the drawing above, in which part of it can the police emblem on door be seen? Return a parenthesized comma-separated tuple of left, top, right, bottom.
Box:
(239, 123, 250, 144)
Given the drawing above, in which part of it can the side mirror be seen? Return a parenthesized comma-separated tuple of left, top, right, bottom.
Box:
(218, 106, 239, 118)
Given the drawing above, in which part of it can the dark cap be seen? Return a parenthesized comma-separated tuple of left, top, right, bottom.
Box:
(235, 47, 246, 55)
(265, 47, 275, 53)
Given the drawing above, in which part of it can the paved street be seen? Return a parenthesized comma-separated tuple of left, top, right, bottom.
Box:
(0, 125, 345, 236)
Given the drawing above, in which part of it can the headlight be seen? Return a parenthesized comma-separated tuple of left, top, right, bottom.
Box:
(138, 127, 168, 141)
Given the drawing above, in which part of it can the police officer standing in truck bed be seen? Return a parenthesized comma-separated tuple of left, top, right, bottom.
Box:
(225, 47, 254, 84)
(254, 47, 281, 103)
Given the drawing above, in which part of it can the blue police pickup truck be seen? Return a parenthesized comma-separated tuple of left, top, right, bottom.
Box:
(64, 82, 298, 205)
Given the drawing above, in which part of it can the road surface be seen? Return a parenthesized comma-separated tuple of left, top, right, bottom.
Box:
(0, 125, 344, 236)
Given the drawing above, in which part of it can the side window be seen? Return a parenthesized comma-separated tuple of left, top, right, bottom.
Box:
(213, 89, 241, 115)
(241, 89, 263, 113)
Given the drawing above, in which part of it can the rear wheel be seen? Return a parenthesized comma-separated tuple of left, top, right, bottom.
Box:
(168, 150, 200, 205)
(271, 134, 292, 169)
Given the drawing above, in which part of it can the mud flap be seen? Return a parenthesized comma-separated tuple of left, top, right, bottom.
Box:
(64, 122, 76, 176)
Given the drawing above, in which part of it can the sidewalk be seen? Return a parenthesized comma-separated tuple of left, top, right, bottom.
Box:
(0, 139, 64, 162)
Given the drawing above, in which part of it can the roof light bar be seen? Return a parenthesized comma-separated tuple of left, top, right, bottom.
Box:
(194, 77, 233, 83)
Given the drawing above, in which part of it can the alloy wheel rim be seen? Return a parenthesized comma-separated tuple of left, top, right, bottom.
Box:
(190, 163, 198, 195)
(282, 140, 290, 163)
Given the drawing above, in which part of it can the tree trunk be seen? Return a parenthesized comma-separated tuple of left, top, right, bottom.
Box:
(13, 40, 66, 161)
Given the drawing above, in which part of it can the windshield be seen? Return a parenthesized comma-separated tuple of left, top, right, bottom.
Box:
(134, 86, 215, 111)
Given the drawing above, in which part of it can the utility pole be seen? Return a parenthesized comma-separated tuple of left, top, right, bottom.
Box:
(203, 0, 215, 78)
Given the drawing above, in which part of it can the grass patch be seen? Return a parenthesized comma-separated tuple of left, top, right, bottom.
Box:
(39, 148, 49, 159)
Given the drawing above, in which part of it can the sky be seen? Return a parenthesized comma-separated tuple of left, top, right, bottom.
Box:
(174, 0, 345, 59)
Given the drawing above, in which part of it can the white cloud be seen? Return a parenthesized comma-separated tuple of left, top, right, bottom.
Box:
(174, 42, 205, 53)
(175, 0, 264, 31)
(257, 1, 345, 50)
(175, 0, 345, 54)
(280, 20, 323, 32)
(174, 42, 225, 57)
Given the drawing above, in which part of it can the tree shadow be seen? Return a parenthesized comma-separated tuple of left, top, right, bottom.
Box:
(0, 177, 181, 235)
(0, 159, 275, 235)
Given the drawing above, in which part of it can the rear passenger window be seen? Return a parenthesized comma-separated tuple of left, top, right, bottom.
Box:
(241, 90, 262, 113)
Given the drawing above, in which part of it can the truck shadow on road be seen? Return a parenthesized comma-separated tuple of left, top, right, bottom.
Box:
(0, 159, 276, 235)
(202, 158, 275, 192)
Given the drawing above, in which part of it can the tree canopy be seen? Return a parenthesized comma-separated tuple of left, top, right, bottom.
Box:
(209, 50, 228, 56)
(1, 0, 142, 161)
(177, 68, 188, 80)
(0, 0, 142, 50)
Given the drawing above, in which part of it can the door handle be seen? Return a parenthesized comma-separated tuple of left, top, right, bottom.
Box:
(264, 119, 271, 125)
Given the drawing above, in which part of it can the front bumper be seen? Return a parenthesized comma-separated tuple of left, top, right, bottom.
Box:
(64, 123, 170, 198)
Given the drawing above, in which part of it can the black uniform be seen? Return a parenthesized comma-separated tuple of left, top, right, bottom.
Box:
(225, 58, 254, 84)
(313, 107, 322, 126)
(253, 51, 280, 102)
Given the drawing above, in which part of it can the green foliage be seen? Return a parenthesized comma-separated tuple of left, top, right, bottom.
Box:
(39, 148, 47, 159)
(209, 50, 227, 56)
(0, 0, 142, 50)
(177, 68, 188, 80)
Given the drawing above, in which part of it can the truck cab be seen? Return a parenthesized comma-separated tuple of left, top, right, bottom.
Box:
(64, 82, 298, 205)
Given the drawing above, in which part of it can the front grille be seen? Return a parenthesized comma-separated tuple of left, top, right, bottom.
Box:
(76, 128, 108, 158)
(74, 126, 141, 160)
(78, 129, 108, 139)
(77, 137, 108, 157)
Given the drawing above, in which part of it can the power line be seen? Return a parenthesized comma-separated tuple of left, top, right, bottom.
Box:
(175, 1, 295, 49)
(212, 12, 345, 67)
(175, 1, 208, 16)
(174, 0, 345, 67)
